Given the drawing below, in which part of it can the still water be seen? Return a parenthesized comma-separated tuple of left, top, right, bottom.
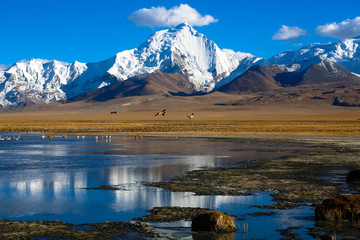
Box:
(0, 134, 317, 239)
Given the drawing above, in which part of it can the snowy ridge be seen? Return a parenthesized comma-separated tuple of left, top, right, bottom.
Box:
(216, 49, 262, 87)
(264, 37, 360, 74)
(0, 23, 257, 107)
(352, 72, 360, 78)
(0, 59, 88, 107)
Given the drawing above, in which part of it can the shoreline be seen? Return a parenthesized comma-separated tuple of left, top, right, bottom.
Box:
(1, 134, 360, 238)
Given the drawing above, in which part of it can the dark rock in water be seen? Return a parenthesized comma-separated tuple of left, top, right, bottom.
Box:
(347, 169, 360, 182)
(320, 235, 336, 240)
(191, 211, 237, 232)
(315, 194, 360, 222)
(192, 231, 236, 240)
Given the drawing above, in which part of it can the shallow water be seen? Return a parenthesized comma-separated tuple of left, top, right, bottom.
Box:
(0, 134, 318, 239)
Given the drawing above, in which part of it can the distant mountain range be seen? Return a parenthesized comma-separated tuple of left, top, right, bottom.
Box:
(219, 57, 360, 93)
(263, 36, 360, 74)
(0, 23, 360, 108)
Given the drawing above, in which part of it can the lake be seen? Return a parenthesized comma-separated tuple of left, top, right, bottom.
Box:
(0, 134, 317, 239)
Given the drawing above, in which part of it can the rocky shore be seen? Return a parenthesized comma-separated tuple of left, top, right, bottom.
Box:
(0, 220, 174, 240)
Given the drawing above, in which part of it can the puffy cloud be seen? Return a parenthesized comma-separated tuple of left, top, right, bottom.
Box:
(128, 4, 217, 28)
(315, 17, 360, 39)
(272, 25, 307, 40)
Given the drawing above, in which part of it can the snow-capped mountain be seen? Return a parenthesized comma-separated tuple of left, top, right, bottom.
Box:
(215, 49, 261, 88)
(89, 23, 255, 91)
(264, 36, 360, 74)
(0, 59, 87, 107)
(0, 23, 257, 107)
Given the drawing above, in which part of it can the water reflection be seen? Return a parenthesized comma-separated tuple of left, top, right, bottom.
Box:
(0, 135, 316, 239)
(2, 163, 273, 220)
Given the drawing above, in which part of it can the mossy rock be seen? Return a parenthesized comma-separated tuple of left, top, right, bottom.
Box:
(191, 211, 237, 232)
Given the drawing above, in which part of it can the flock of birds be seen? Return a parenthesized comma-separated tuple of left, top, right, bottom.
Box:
(0, 136, 21, 141)
(154, 109, 194, 119)
(41, 134, 112, 141)
(0, 134, 113, 142)
(1, 110, 193, 143)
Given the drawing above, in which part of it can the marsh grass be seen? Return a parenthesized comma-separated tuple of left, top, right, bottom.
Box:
(0, 114, 360, 136)
(315, 195, 360, 223)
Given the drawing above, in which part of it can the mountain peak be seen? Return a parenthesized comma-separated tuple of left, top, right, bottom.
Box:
(167, 22, 199, 36)
(174, 22, 191, 29)
(114, 23, 242, 92)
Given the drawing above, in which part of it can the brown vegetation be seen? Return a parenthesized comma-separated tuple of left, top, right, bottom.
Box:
(149, 139, 360, 204)
(134, 207, 210, 222)
(0, 113, 360, 137)
(0, 219, 172, 240)
(315, 194, 360, 222)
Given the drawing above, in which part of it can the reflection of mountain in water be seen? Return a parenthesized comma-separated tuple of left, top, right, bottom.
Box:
(9, 160, 272, 222)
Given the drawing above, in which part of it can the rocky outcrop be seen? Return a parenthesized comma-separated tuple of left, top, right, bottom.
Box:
(191, 211, 237, 232)
(315, 194, 360, 222)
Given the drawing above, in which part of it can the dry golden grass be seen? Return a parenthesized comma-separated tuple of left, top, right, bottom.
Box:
(1, 113, 360, 137)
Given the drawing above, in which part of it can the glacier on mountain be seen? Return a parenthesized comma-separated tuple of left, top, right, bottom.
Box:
(264, 37, 360, 74)
(0, 59, 88, 107)
(0, 23, 257, 107)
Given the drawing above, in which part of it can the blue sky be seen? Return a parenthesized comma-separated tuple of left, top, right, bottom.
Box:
(1, 0, 360, 66)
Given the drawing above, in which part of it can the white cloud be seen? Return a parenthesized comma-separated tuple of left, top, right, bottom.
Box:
(128, 4, 218, 28)
(272, 25, 307, 40)
(315, 17, 360, 39)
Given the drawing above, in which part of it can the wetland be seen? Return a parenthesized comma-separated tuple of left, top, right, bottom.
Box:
(0, 133, 360, 239)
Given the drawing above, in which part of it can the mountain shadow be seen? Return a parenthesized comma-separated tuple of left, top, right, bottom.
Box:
(66, 72, 196, 102)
